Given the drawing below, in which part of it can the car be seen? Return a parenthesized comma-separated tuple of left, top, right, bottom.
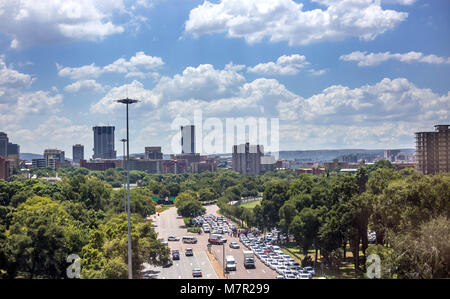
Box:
(192, 268, 202, 277)
(285, 274, 297, 279)
(172, 252, 180, 260)
(275, 275, 285, 279)
(163, 259, 173, 268)
(269, 262, 278, 270)
(185, 248, 193, 256)
(158, 238, 168, 245)
(276, 265, 288, 274)
(298, 273, 312, 279)
(167, 235, 180, 241)
(229, 242, 240, 249)
(304, 266, 315, 276)
(300, 269, 313, 278)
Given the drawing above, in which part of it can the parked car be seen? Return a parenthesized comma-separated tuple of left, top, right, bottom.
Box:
(275, 275, 285, 279)
(304, 266, 315, 276)
(298, 273, 312, 279)
(192, 268, 202, 277)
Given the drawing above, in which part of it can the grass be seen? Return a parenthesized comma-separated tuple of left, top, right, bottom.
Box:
(239, 200, 261, 209)
(281, 243, 366, 279)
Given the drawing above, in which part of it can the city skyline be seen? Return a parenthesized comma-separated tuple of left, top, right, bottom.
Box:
(0, 0, 449, 155)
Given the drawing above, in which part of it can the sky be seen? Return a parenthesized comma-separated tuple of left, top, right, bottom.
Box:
(0, 0, 449, 157)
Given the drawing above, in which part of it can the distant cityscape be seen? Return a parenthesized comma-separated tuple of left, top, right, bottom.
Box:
(1, 124, 449, 180)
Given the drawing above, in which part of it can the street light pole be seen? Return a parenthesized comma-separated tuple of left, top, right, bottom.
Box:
(116, 98, 139, 279)
(120, 138, 127, 213)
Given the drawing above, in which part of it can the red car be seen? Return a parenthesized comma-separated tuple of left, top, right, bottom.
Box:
(208, 238, 224, 245)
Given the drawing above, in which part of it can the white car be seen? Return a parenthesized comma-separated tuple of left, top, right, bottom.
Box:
(285, 274, 297, 279)
(229, 242, 240, 249)
(276, 265, 287, 274)
(298, 273, 312, 279)
(269, 262, 278, 270)
(304, 266, 315, 276)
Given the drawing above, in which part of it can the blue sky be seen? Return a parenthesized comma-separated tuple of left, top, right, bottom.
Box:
(0, 0, 449, 157)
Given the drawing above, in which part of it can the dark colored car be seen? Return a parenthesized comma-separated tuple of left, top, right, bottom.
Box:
(185, 248, 194, 256)
(172, 252, 180, 260)
(192, 268, 202, 277)
(163, 259, 173, 268)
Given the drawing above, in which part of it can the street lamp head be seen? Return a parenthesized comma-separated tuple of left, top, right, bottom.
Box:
(117, 98, 139, 104)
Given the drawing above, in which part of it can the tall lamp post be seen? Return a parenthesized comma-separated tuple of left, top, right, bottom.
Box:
(120, 138, 127, 213)
(116, 98, 139, 279)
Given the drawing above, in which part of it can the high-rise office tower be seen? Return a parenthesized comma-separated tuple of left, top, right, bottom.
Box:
(232, 142, 264, 175)
(44, 149, 65, 170)
(181, 125, 195, 154)
(0, 132, 8, 157)
(7, 143, 20, 155)
(73, 144, 84, 164)
(415, 125, 450, 175)
(93, 126, 116, 159)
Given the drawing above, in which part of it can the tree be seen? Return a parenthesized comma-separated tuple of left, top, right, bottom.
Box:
(261, 179, 289, 229)
(288, 208, 320, 264)
(177, 200, 206, 219)
(388, 216, 450, 279)
(5, 196, 79, 278)
(198, 188, 215, 202)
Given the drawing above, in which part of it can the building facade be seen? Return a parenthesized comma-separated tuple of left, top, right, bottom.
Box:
(0, 157, 10, 180)
(145, 146, 163, 159)
(232, 143, 264, 174)
(43, 149, 65, 170)
(181, 125, 195, 154)
(93, 126, 116, 159)
(0, 132, 8, 157)
(73, 144, 84, 164)
(415, 125, 450, 175)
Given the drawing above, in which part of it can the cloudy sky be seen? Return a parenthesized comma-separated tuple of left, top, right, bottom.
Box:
(0, 0, 449, 157)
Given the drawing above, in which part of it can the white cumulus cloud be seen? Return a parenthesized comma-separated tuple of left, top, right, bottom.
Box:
(340, 51, 450, 66)
(0, 0, 130, 48)
(185, 0, 408, 46)
(247, 54, 308, 75)
(57, 51, 164, 80)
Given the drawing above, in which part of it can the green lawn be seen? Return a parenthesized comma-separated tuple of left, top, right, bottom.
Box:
(239, 200, 261, 209)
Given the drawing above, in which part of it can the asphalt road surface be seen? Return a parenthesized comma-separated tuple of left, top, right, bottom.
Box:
(142, 205, 278, 279)
(204, 205, 278, 279)
(142, 207, 218, 279)
(142, 251, 217, 279)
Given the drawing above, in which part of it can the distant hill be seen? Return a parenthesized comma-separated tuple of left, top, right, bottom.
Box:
(277, 149, 415, 162)
(20, 153, 43, 161)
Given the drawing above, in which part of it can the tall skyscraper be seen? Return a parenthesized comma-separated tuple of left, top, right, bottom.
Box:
(93, 126, 116, 159)
(415, 125, 450, 175)
(73, 144, 84, 164)
(181, 125, 195, 154)
(232, 142, 264, 174)
(0, 132, 8, 157)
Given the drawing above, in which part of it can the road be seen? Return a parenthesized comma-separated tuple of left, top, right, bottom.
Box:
(204, 205, 278, 279)
(141, 207, 218, 279)
(142, 204, 278, 279)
